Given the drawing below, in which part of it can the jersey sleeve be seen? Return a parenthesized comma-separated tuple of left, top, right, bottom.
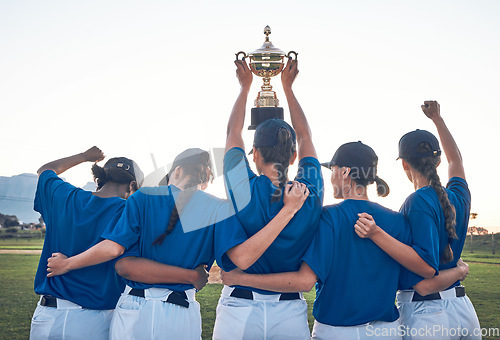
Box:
(301, 212, 334, 283)
(213, 202, 249, 272)
(407, 209, 441, 273)
(446, 177, 471, 206)
(294, 157, 324, 204)
(223, 147, 257, 213)
(33, 170, 80, 228)
(101, 191, 143, 250)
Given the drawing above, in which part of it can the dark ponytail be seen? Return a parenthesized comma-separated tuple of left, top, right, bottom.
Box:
(152, 160, 213, 246)
(257, 128, 296, 203)
(406, 142, 457, 264)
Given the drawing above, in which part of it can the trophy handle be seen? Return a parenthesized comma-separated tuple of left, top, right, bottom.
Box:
(235, 51, 247, 61)
(287, 51, 298, 60)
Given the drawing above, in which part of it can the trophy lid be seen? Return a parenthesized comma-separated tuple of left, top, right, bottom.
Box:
(249, 26, 286, 56)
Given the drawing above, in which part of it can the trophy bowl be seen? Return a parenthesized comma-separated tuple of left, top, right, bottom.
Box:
(235, 26, 297, 129)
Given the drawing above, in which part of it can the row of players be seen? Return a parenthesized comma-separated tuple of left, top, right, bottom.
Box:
(30, 59, 480, 339)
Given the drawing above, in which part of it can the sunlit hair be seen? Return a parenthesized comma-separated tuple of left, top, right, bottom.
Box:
(152, 154, 213, 246)
(405, 142, 457, 264)
(257, 128, 296, 203)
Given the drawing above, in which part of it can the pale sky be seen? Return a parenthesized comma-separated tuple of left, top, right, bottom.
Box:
(1, 0, 499, 231)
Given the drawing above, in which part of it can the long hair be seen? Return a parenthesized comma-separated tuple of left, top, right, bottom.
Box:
(405, 142, 457, 264)
(257, 128, 296, 203)
(347, 168, 390, 198)
(91, 164, 138, 192)
(152, 160, 213, 246)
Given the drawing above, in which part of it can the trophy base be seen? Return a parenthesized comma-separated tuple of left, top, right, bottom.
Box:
(248, 107, 284, 130)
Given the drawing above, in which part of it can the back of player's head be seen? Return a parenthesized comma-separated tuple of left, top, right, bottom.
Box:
(92, 157, 144, 191)
(321, 141, 389, 197)
(153, 148, 213, 246)
(398, 129, 457, 264)
(162, 148, 213, 188)
(252, 119, 297, 202)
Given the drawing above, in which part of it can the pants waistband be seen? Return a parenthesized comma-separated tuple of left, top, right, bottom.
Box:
(125, 286, 195, 308)
(397, 286, 465, 303)
(39, 295, 83, 309)
(222, 285, 303, 302)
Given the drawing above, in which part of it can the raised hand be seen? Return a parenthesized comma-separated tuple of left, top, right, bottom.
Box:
(354, 213, 379, 239)
(47, 252, 70, 277)
(234, 58, 253, 91)
(281, 58, 298, 90)
(421, 100, 441, 121)
(82, 146, 105, 163)
(192, 264, 209, 291)
(283, 181, 309, 214)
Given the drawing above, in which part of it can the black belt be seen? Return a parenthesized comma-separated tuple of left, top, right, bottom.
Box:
(230, 288, 300, 301)
(40, 295, 57, 308)
(412, 286, 465, 302)
(128, 289, 189, 308)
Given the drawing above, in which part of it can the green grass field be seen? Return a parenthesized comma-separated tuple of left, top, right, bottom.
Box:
(1, 254, 499, 339)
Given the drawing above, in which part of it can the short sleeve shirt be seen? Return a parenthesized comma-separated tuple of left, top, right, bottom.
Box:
(223, 147, 324, 294)
(33, 170, 126, 309)
(303, 200, 410, 326)
(102, 185, 248, 291)
(399, 177, 471, 289)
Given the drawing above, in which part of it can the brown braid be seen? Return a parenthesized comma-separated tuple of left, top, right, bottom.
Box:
(152, 162, 213, 246)
(406, 142, 457, 264)
(257, 128, 296, 203)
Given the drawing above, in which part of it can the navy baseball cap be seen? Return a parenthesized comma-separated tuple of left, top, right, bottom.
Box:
(250, 119, 297, 154)
(321, 141, 378, 180)
(397, 129, 441, 160)
(104, 157, 144, 186)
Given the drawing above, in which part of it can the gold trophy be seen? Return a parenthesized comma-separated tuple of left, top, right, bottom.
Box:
(236, 25, 297, 130)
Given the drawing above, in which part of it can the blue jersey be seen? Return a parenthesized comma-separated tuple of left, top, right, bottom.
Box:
(33, 170, 126, 310)
(102, 185, 248, 291)
(399, 177, 471, 290)
(223, 147, 324, 294)
(303, 200, 410, 326)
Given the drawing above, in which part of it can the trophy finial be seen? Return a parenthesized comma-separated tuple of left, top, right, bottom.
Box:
(264, 25, 271, 41)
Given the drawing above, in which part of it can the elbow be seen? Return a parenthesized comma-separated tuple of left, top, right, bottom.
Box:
(413, 282, 433, 297)
(109, 244, 125, 259)
(301, 276, 316, 292)
(421, 267, 436, 280)
(114, 257, 131, 278)
(232, 257, 251, 271)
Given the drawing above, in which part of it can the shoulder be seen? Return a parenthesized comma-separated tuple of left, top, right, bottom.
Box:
(446, 177, 471, 199)
(298, 156, 321, 168)
(224, 147, 247, 166)
(402, 188, 437, 212)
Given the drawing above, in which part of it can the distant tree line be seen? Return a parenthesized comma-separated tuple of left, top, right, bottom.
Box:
(0, 213, 44, 230)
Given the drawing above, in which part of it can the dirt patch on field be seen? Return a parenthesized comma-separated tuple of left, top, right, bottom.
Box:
(0, 249, 42, 254)
(209, 265, 222, 284)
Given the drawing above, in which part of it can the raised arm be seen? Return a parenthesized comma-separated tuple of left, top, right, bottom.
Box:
(221, 261, 317, 293)
(225, 59, 253, 152)
(37, 146, 105, 176)
(421, 101, 465, 180)
(413, 259, 469, 296)
(355, 213, 436, 279)
(47, 239, 125, 277)
(281, 59, 317, 160)
(226, 182, 309, 270)
(114, 257, 209, 291)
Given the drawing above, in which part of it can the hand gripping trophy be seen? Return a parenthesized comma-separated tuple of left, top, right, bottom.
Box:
(236, 26, 297, 129)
